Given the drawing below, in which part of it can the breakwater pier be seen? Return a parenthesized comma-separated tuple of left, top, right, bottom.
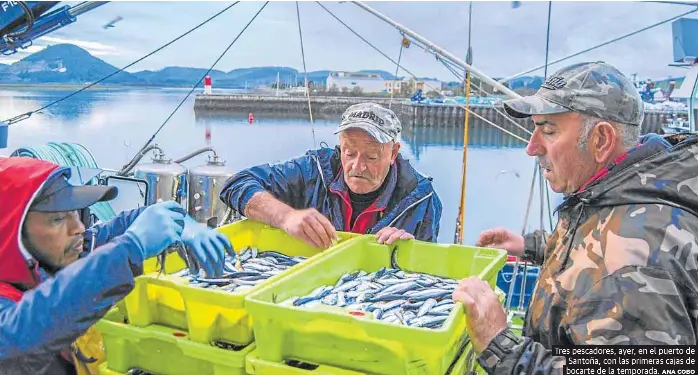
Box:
(193, 94, 688, 138)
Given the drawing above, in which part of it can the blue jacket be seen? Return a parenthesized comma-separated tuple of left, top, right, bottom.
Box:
(219, 147, 443, 242)
(0, 157, 146, 375)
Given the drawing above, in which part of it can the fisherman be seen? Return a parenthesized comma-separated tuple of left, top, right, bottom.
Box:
(219, 102, 443, 248)
(453, 61, 698, 374)
(0, 156, 233, 375)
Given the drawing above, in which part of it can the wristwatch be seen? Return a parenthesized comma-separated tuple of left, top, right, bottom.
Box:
(477, 329, 524, 373)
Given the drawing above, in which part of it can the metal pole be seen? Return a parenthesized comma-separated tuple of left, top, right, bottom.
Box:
(352, 0, 521, 99)
(456, 1, 474, 245)
(68, 2, 108, 17)
(498, 6, 698, 84)
(543, 2, 552, 79)
(690, 62, 698, 132)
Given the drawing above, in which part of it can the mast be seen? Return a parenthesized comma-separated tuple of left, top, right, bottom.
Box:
(455, 2, 474, 245)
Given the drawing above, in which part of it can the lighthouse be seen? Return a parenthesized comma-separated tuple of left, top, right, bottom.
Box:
(204, 76, 212, 95)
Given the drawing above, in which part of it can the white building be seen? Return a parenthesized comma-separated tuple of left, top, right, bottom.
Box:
(384, 80, 403, 94)
(402, 77, 442, 93)
(326, 72, 386, 93)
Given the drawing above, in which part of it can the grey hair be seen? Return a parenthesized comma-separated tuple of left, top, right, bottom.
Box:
(577, 115, 640, 149)
(337, 131, 401, 144)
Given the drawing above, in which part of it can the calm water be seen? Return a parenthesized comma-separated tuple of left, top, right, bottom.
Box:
(0, 88, 562, 245)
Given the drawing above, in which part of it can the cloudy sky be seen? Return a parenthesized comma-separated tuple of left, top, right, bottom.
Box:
(3, 1, 698, 82)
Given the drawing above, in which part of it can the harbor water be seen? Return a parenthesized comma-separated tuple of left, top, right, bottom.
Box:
(0, 87, 562, 245)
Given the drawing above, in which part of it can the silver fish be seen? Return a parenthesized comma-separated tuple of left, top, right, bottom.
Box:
(279, 266, 461, 329)
(417, 298, 438, 317)
(174, 248, 307, 294)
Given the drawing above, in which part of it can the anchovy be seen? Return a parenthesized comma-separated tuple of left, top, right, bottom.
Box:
(279, 266, 461, 329)
(417, 298, 438, 317)
(410, 315, 448, 329)
(173, 247, 307, 293)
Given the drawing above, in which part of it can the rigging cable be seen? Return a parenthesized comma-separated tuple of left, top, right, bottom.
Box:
(315, 1, 529, 144)
(509, 1, 555, 317)
(3, 2, 241, 126)
(542, 1, 555, 232)
(437, 56, 532, 136)
(119, 1, 270, 175)
(499, 6, 698, 84)
(388, 34, 406, 110)
(296, 1, 316, 148)
(504, 159, 538, 314)
(398, 37, 533, 140)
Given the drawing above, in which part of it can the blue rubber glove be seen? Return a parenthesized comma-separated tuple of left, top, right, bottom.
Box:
(124, 201, 187, 260)
(181, 216, 235, 278)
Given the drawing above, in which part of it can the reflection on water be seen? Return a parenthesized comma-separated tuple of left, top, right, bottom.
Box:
(0, 88, 561, 245)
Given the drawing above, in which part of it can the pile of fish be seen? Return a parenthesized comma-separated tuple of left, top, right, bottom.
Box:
(171, 247, 307, 293)
(279, 267, 459, 329)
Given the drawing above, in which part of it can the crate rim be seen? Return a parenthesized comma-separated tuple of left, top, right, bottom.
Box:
(244, 235, 508, 338)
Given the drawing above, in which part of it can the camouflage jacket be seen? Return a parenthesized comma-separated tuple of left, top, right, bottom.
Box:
(477, 133, 698, 374)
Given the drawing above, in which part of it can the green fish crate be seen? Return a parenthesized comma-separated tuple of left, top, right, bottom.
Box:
(123, 219, 362, 347)
(244, 236, 507, 375)
(244, 337, 487, 375)
(94, 308, 255, 375)
(243, 290, 507, 375)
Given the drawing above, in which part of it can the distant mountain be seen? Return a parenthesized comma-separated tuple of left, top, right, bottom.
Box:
(0, 45, 400, 88)
(0, 44, 681, 90)
(3, 44, 142, 84)
(132, 67, 227, 86)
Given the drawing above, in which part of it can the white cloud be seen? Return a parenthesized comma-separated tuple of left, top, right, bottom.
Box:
(16, 1, 698, 82)
(38, 36, 121, 56)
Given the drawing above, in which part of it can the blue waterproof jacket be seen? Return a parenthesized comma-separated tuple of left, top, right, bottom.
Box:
(0, 157, 147, 375)
(219, 147, 443, 241)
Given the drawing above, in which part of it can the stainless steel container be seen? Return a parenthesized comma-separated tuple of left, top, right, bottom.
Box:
(187, 155, 233, 227)
(133, 150, 187, 207)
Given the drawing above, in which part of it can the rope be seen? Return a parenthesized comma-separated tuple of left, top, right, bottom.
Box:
(3, 2, 241, 126)
(4, 1, 35, 41)
(542, 1, 556, 233)
(10, 142, 117, 222)
(504, 159, 539, 313)
(316, 1, 530, 144)
(438, 56, 532, 136)
(130, 1, 269, 162)
(499, 6, 698, 84)
(295, 1, 316, 148)
(389, 36, 405, 109)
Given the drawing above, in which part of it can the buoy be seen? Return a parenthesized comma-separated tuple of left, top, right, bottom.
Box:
(204, 76, 212, 95)
(248, 113, 255, 123)
(205, 126, 211, 145)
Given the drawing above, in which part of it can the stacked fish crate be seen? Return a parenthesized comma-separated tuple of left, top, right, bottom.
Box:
(243, 235, 508, 375)
(94, 219, 507, 375)
(94, 220, 363, 375)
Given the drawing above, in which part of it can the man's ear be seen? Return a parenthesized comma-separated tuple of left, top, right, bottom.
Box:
(391, 142, 400, 163)
(590, 121, 618, 163)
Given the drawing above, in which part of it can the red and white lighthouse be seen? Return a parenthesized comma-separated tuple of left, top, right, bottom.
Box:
(204, 76, 212, 95)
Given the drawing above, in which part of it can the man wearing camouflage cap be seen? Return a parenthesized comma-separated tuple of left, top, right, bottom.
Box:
(453, 61, 698, 374)
(220, 102, 442, 248)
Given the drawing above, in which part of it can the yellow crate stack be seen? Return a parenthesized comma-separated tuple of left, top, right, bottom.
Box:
(93, 219, 507, 375)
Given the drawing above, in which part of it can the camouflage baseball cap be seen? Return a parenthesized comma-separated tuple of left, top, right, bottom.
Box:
(501, 61, 645, 126)
(335, 102, 402, 143)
